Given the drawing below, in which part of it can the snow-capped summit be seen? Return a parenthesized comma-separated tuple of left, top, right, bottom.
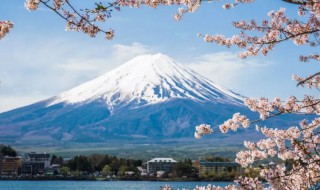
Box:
(49, 53, 243, 110)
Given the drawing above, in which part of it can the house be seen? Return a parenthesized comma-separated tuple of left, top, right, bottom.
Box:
(21, 152, 51, 176)
(1, 156, 21, 176)
(125, 171, 135, 176)
(199, 159, 243, 177)
(137, 166, 147, 176)
(156, 171, 166, 177)
(145, 158, 177, 174)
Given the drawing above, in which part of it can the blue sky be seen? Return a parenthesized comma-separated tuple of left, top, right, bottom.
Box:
(0, 0, 318, 112)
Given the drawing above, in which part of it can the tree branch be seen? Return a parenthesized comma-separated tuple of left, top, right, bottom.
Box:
(282, 0, 307, 5)
(297, 71, 320, 87)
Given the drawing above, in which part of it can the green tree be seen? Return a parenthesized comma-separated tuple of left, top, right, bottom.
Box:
(89, 154, 107, 171)
(60, 166, 70, 177)
(51, 154, 64, 165)
(0, 145, 17, 157)
(118, 165, 129, 176)
(68, 155, 92, 173)
(206, 156, 231, 162)
(101, 165, 111, 176)
(173, 160, 197, 178)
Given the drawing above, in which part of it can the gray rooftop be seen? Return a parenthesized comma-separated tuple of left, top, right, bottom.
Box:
(200, 161, 240, 167)
(147, 158, 177, 163)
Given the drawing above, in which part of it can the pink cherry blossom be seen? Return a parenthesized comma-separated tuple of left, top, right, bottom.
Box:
(0, 20, 13, 39)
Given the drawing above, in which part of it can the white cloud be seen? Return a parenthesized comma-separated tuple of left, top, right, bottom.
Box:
(186, 51, 270, 91)
(58, 42, 153, 73)
(111, 42, 152, 63)
(0, 94, 49, 113)
(0, 40, 153, 113)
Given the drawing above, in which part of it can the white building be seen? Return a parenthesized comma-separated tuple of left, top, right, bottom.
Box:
(21, 152, 51, 175)
(146, 158, 177, 174)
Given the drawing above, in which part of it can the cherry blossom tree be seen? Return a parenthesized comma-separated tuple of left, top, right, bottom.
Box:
(192, 1, 320, 189)
(1, 0, 319, 189)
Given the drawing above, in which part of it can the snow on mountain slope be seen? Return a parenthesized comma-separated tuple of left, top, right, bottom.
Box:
(0, 53, 313, 147)
(48, 53, 243, 111)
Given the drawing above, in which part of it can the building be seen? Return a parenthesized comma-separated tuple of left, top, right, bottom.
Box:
(199, 159, 243, 176)
(1, 156, 21, 176)
(21, 152, 51, 176)
(145, 158, 177, 174)
(125, 171, 135, 176)
(45, 164, 60, 176)
(0, 156, 3, 174)
(137, 166, 147, 176)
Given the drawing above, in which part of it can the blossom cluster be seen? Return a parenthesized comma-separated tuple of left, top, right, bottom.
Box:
(24, 0, 116, 39)
(259, 158, 320, 189)
(19, 0, 264, 40)
(5, 0, 314, 46)
(0, 20, 14, 40)
(299, 53, 320, 62)
(194, 124, 213, 139)
(115, 0, 202, 21)
(0, 0, 317, 44)
(219, 112, 249, 133)
(194, 184, 238, 190)
(242, 118, 319, 187)
(194, 73, 320, 189)
(22, 0, 205, 39)
(25, 0, 40, 11)
(293, 73, 320, 90)
(200, 4, 320, 60)
(243, 95, 320, 120)
(194, 176, 264, 190)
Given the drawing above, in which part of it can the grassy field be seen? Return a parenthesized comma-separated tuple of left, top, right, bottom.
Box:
(12, 138, 245, 160)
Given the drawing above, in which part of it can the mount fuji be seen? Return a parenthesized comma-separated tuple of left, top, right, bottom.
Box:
(49, 53, 243, 109)
(0, 53, 281, 153)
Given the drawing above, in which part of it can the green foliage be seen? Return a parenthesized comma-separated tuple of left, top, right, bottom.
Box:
(88, 154, 110, 171)
(200, 171, 241, 181)
(118, 165, 129, 176)
(60, 166, 70, 176)
(59, 153, 142, 176)
(101, 165, 111, 176)
(68, 155, 93, 173)
(71, 170, 83, 177)
(205, 156, 231, 162)
(85, 154, 142, 174)
(0, 145, 17, 157)
(51, 154, 64, 165)
(173, 159, 198, 178)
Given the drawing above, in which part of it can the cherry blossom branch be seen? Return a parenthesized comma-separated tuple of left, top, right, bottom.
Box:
(234, 122, 320, 188)
(199, 4, 320, 60)
(0, 0, 314, 43)
(283, 0, 308, 5)
(39, 1, 68, 22)
(294, 72, 320, 87)
(25, 0, 116, 39)
(0, 20, 14, 39)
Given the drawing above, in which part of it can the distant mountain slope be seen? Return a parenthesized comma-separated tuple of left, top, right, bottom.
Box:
(0, 53, 305, 149)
